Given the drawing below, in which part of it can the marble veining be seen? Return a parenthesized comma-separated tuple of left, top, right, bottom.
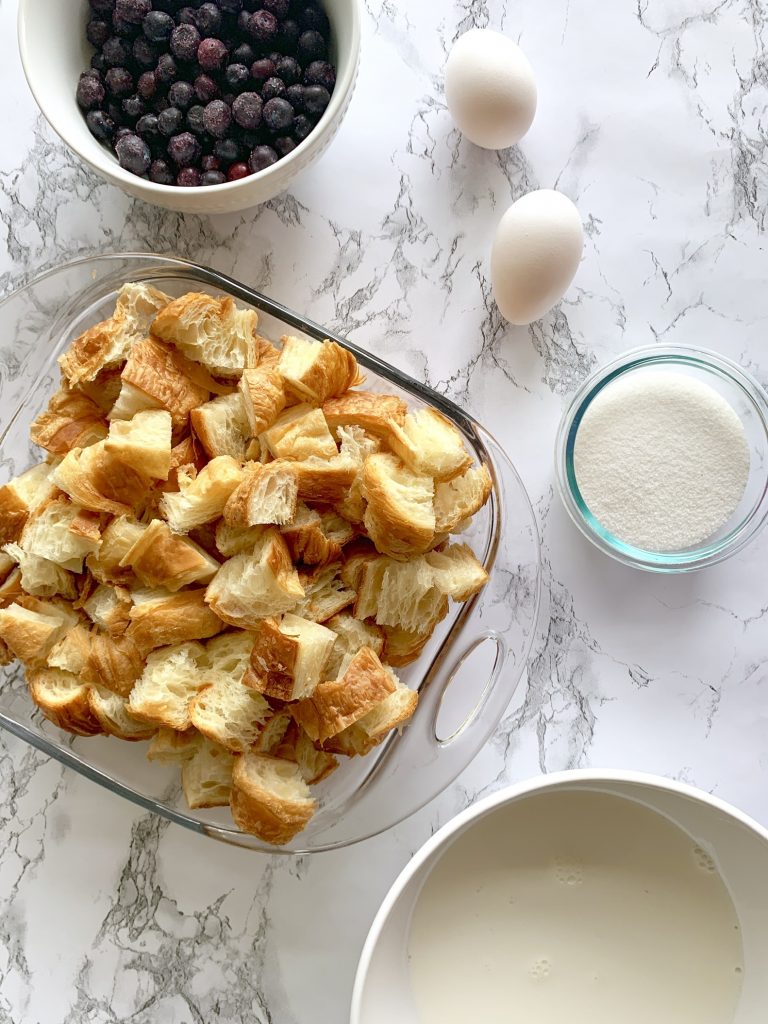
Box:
(2, 0, 768, 1020)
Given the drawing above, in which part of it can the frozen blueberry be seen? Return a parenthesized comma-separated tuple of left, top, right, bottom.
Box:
(76, 74, 105, 110)
(86, 109, 116, 142)
(277, 19, 300, 52)
(106, 100, 125, 124)
(137, 70, 157, 99)
(90, 52, 108, 73)
(298, 5, 329, 33)
(89, 0, 114, 14)
(231, 41, 254, 65)
(293, 113, 313, 140)
(285, 83, 304, 110)
(86, 19, 111, 47)
(263, 0, 289, 16)
(171, 24, 202, 62)
(297, 30, 327, 62)
(274, 134, 297, 157)
(149, 158, 175, 184)
(219, 0, 243, 12)
(247, 10, 277, 43)
(225, 63, 250, 91)
(197, 37, 228, 71)
(248, 145, 278, 172)
(136, 112, 160, 140)
(227, 161, 250, 180)
(231, 91, 262, 129)
(168, 131, 202, 165)
(177, 167, 202, 186)
(102, 36, 131, 67)
(156, 53, 178, 83)
(116, 133, 151, 174)
(177, 7, 198, 26)
(132, 36, 158, 68)
(142, 10, 174, 41)
(105, 66, 134, 97)
(122, 94, 146, 120)
(275, 56, 301, 86)
(158, 106, 184, 135)
(302, 84, 329, 116)
(262, 97, 293, 131)
(250, 57, 276, 82)
(201, 154, 221, 171)
(195, 74, 219, 103)
(214, 137, 241, 164)
(304, 60, 335, 91)
(169, 80, 195, 110)
(202, 169, 226, 185)
(186, 104, 206, 133)
(195, 2, 223, 36)
(116, 0, 150, 24)
(203, 99, 232, 137)
(261, 76, 285, 101)
(112, 14, 140, 38)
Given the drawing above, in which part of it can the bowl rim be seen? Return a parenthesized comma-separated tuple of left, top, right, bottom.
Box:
(554, 344, 768, 573)
(350, 767, 768, 1023)
(17, 0, 362, 198)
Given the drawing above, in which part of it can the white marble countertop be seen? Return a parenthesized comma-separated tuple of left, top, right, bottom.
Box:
(2, 0, 768, 1020)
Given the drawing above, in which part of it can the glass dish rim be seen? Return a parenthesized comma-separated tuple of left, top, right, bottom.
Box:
(0, 252, 543, 854)
(554, 344, 768, 573)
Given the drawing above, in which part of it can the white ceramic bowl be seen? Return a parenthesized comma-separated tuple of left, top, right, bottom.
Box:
(351, 770, 768, 1024)
(18, 0, 361, 213)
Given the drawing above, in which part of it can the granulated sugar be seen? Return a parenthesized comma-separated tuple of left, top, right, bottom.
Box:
(573, 369, 750, 551)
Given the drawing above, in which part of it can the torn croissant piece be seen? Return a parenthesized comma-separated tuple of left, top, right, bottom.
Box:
(323, 677, 418, 757)
(273, 721, 338, 785)
(20, 497, 101, 573)
(182, 738, 237, 809)
(0, 600, 77, 668)
(160, 456, 243, 533)
(152, 292, 258, 376)
(223, 461, 299, 528)
(76, 631, 146, 699)
(322, 390, 407, 441)
(27, 668, 103, 736)
(52, 441, 151, 517)
(117, 336, 211, 432)
(59, 282, 172, 388)
(334, 425, 380, 523)
(159, 435, 207, 495)
(426, 543, 489, 601)
(190, 392, 251, 460)
(205, 528, 304, 629)
(433, 463, 493, 534)
(214, 521, 266, 558)
(147, 727, 201, 763)
(119, 519, 220, 591)
(2, 543, 77, 600)
(292, 562, 355, 623)
(388, 407, 472, 482)
(0, 463, 58, 545)
(82, 583, 133, 635)
(88, 686, 157, 741)
(238, 367, 286, 436)
(291, 646, 397, 743)
(128, 641, 207, 730)
(125, 588, 225, 654)
(325, 611, 384, 678)
(188, 656, 271, 754)
(85, 516, 146, 585)
(105, 409, 173, 480)
(243, 613, 336, 701)
(280, 503, 348, 566)
(229, 752, 316, 845)
(30, 388, 108, 455)
(362, 452, 436, 560)
(77, 367, 124, 414)
(261, 404, 338, 462)
(380, 602, 448, 666)
(278, 336, 363, 405)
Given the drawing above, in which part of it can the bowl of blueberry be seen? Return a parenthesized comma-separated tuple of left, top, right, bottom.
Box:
(18, 0, 360, 213)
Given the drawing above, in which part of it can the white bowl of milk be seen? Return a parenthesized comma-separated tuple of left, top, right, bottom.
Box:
(351, 771, 768, 1024)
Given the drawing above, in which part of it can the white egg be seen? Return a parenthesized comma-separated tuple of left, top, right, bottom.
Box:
(444, 29, 537, 150)
(491, 189, 584, 326)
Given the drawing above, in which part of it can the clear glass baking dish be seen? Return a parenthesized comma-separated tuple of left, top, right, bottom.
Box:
(0, 254, 541, 853)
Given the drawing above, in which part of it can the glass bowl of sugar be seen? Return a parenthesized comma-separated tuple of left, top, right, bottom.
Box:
(555, 346, 768, 572)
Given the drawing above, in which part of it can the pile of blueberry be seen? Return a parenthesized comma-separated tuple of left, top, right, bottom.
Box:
(77, 0, 336, 187)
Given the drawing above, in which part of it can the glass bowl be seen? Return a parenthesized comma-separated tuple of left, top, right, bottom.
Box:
(555, 346, 768, 573)
(0, 254, 541, 854)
